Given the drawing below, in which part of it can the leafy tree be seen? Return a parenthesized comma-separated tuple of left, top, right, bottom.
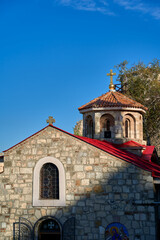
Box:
(115, 59, 160, 147)
(73, 120, 83, 136)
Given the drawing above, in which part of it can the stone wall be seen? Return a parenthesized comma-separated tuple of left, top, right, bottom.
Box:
(0, 126, 156, 240)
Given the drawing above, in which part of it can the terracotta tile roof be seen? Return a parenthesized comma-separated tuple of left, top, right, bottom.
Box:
(3, 125, 159, 178)
(78, 91, 147, 111)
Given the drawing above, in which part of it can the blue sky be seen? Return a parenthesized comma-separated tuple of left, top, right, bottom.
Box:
(0, 0, 160, 151)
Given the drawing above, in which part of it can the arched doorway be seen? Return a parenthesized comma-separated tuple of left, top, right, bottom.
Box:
(38, 218, 61, 240)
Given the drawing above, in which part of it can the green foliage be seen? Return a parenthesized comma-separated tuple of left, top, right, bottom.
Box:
(115, 59, 160, 145)
(73, 127, 81, 136)
(73, 120, 83, 136)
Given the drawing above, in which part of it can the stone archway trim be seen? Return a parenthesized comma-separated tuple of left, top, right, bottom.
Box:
(33, 156, 66, 206)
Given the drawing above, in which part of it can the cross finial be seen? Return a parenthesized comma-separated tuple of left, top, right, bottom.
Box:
(107, 69, 116, 91)
(46, 116, 55, 125)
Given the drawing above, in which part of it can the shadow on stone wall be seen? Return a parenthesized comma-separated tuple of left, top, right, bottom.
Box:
(25, 163, 156, 240)
(69, 163, 155, 240)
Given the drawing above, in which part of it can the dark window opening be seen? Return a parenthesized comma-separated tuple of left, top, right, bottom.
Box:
(85, 116, 94, 138)
(38, 219, 61, 240)
(106, 120, 110, 131)
(104, 131, 111, 138)
(125, 119, 130, 138)
(40, 163, 59, 199)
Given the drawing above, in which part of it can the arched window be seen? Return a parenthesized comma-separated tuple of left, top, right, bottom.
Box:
(125, 119, 130, 138)
(85, 115, 94, 138)
(123, 114, 136, 139)
(40, 163, 59, 199)
(33, 156, 65, 207)
(100, 114, 115, 138)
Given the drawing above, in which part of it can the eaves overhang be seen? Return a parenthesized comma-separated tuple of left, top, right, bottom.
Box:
(79, 107, 146, 114)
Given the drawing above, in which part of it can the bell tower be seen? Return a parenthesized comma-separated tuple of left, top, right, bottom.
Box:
(78, 70, 147, 144)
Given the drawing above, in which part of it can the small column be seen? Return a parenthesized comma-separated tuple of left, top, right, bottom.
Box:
(114, 113, 123, 141)
(83, 115, 86, 137)
(94, 112, 101, 139)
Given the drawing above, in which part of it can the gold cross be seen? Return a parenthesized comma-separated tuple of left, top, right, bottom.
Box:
(46, 116, 55, 125)
(107, 69, 116, 91)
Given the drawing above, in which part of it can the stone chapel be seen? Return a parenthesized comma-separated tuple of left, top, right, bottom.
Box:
(0, 70, 160, 240)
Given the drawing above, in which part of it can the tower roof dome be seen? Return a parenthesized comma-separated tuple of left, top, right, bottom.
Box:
(78, 91, 147, 112)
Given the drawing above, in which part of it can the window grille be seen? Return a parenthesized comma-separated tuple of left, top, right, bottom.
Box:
(40, 163, 59, 199)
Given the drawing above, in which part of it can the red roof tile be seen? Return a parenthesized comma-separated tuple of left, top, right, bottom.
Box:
(3, 125, 159, 178)
(78, 91, 147, 111)
(142, 146, 155, 161)
(76, 135, 159, 177)
(114, 140, 146, 148)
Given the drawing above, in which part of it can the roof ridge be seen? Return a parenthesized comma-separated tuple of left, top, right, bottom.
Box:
(116, 92, 145, 106)
(111, 91, 120, 104)
(3, 126, 49, 152)
(76, 136, 160, 177)
(3, 125, 159, 178)
(78, 91, 109, 110)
